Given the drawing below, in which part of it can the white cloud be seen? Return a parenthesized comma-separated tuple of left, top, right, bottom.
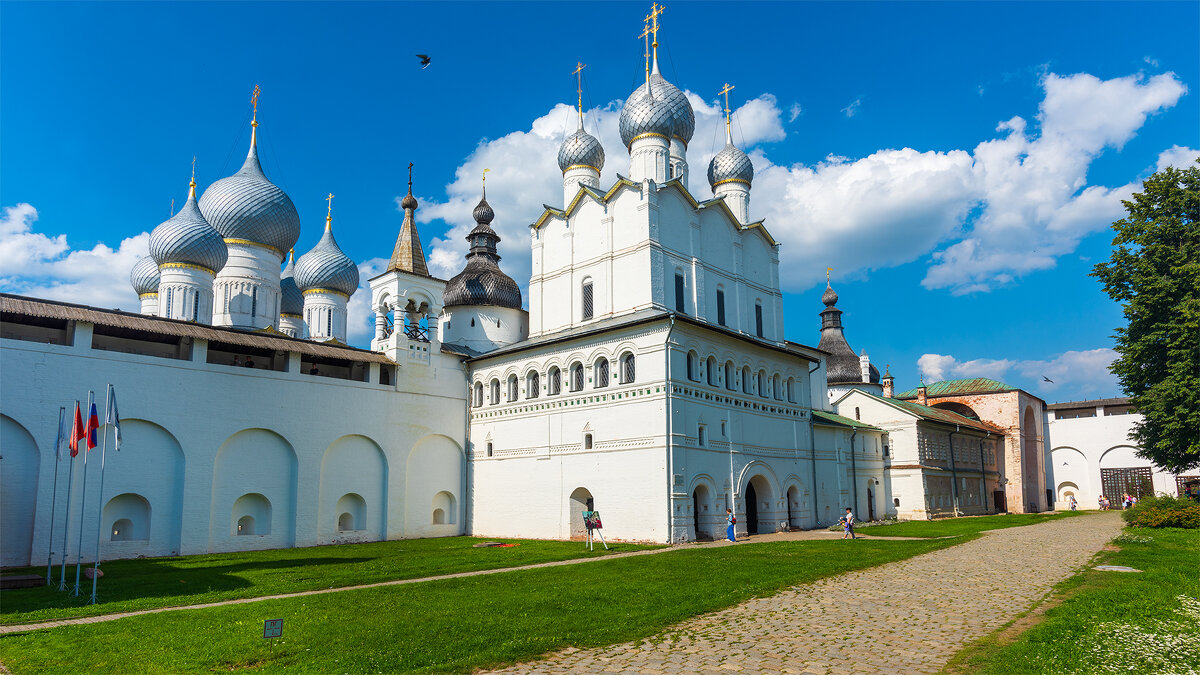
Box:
(788, 102, 803, 122)
(0, 203, 150, 311)
(346, 257, 388, 346)
(413, 70, 1185, 296)
(1155, 145, 1199, 171)
(841, 98, 862, 118)
(1144, 56, 1159, 68)
(917, 348, 1119, 400)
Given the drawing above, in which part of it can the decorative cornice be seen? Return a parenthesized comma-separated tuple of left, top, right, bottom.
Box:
(302, 288, 351, 300)
(224, 238, 284, 258)
(562, 163, 602, 174)
(628, 131, 670, 147)
(159, 262, 216, 276)
(138, 292, 159, 300)
(712, 178, 751, 188)
(280, 312, 303, 319)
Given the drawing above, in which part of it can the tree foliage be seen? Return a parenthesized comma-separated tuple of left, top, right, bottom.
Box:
(1092, 160, 1200, 473)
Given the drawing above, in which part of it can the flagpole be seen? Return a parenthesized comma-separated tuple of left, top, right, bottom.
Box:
(73, 390, 93, 597)
(89, 385, 112, 604)
(58, 402, 79, 592)
(45, 406, 65, 585)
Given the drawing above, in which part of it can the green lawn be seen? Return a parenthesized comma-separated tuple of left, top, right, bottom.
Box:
(1, 537, 658, 625)
(0, 537, 963, 674)
(858, 510, 1089, 538)
(946, 527, 1200, 674)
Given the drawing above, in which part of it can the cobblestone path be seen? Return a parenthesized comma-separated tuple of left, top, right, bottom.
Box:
(492, 512, 1123, 674)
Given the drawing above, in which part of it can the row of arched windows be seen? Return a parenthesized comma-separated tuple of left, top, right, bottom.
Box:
(472, 353, 636, 407)
(684, 350, 796, 403)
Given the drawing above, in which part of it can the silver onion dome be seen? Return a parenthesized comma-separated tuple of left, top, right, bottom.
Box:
(707, 142, 754, 189)
(558, 127, 605, 173)
(198, 140, 301, 256)
(443, 190, 522, 310)
(619, 70, 695, 148)
(130, 255, 160, 296)
(149, 185, 229, 273)
(279, 250, 304, 315)
(294, 225, 360, 297)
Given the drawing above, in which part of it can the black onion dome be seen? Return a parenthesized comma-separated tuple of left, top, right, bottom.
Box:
(817, 281, 879, 384)
(442, 190, 522, 310)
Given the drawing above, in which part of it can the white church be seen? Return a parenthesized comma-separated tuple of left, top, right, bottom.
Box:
(3, 7, 1123, 568)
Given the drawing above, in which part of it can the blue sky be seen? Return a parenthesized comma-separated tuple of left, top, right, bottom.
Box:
(2, 1, 1197, 403)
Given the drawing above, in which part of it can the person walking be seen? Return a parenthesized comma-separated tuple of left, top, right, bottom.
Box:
(842, 507, 856, 539)
(725, 508, 736, 543)
(1068, 495, 1078, 511)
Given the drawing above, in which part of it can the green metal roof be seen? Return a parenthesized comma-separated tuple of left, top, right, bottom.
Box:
(895, 377, 1017, 400)
(812, 410, 882, 431)
(861, 393, 1002, 433)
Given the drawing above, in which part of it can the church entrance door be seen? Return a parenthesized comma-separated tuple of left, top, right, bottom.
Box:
(867, 487, 875, 521)
(745, 482, 759, 534)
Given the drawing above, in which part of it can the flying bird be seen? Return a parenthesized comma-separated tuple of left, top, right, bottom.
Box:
(1043, 376, 1054, 383)
(416, 54, 431, 69)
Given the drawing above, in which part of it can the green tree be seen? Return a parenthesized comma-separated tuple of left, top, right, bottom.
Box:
(1093, 160, 1200, 473)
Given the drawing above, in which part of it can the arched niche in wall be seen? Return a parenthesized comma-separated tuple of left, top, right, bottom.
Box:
(318, 435, 387, 543)
(405, 434, 464, 536)
(0, 415, 40, 567)
(210, 429, 297, 550)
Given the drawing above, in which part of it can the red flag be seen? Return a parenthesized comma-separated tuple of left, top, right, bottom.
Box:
(69, 402, 84, 457)
(85, 401, 99, 451)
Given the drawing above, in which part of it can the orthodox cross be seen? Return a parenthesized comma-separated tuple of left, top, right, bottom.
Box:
(638, 20, 651, 79)
(826, 267, 833, 281)
(251, 84, 261, 125)
(190, 155, 197, 186)
(482, 168, 490, 188)
(407, 162, 414, 189)
(719, 82, 735, 133)
(325, 192, 335, 228)
(648, 3, 664, 49)
(572, 61, 587, 118)
(170, 198, 175, 217)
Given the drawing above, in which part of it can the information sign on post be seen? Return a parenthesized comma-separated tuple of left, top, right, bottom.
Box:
(264, 618, 283, 652)
(582, 511, 608, 551)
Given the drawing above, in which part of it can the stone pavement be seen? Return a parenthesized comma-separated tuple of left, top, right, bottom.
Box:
(491, 512, 1123, 674)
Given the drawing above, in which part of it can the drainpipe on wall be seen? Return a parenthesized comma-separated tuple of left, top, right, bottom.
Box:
(850, 428, 859, 518)
(665, 314, 677, 543)
(948, 425, 961, 517)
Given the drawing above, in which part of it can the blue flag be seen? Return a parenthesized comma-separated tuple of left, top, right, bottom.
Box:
(106, 386, 121, 451)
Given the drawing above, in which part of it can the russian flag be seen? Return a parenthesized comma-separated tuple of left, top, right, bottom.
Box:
(85, 401, 99, 451)
(69, 402, 84, 457)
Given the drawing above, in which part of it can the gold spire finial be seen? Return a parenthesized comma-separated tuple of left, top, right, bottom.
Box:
(251, 84, 261, 127)
(719, 83, 735, 139)
(648, 3, 664, 66)
(325, 192, 335, 230)
(289, 247, 295, 263)
(572, 61, 587, 124)
(482, 168, 490, 187)
(188, 155, 198, 198)
(826, 267, 833, 281)
(638, 19, 651, 83)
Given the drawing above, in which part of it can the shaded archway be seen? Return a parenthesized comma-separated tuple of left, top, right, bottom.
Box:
(692, 483, 712, 541)
(1022, 406, 1041, 511)
(745, 482, 759, 534)
(569, 487, 593, 540)
(786, 485, 800, 529)
(932, 401, 980, 421)
(0, 415, 40, 567)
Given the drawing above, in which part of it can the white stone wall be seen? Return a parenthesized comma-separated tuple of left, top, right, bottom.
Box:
(0, 321, 468, 567)
(1044, 406, 1182, 509)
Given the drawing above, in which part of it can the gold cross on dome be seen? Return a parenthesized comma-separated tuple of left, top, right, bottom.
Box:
(482, 168, 490, 187)
(251, 84, 261, 122)
(572, 61, 587, 116)
(326, 192, 335, 215)
(719, 83, 735, 128)
(648, 3, 663, 46)
(826, 267, 833, 281)
(190, 155, 197, 185)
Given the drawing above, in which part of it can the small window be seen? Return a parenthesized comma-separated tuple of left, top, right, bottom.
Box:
(507, 374, 519, 402)
(742, 366, 751, 394)
(192, 290, 200, 322)
(721, 421, 727, 437)
(620, 353, 635, 383)
(548, 367, 562, 395)
(571, 363, 585, 392)
(686, 351, 699, 382)
(707, 357, 717, 386)
(787, 378, 795, 403)
(758, 371, 767, 398)
(582, 279, 594, 320)
(471, 317, 475, 327)
(583, 433, 593, 450)
(716, 288, 726, 326)
(698, 425, 707, 447)
(251, 287, 258, 317)
(675, 272, 686, 313)
(474, 382, 484, 407)
(166, 287, 173, 317)
(490, 379, 500, 405)
(327, 309, 332, 336)
(773, 375, 782, 400)
(725, 362, 735, 391)
(595, 358, 609, 388)
(855, 407, 861, 421)
(527, 371, 540, 398)
(883, 445, 890, 458)
(486, 442, 494, 457)
(755, 302, 764, 338)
